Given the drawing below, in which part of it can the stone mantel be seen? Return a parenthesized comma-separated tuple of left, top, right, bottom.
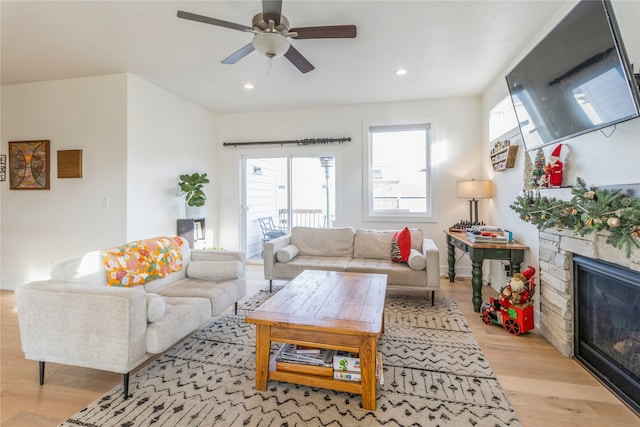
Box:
(538, 228, 640, 357)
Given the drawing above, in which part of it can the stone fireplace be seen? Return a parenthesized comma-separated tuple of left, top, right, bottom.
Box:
(538, 228, 640, 412)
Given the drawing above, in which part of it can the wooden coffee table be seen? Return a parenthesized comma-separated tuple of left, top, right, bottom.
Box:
(245, 269, 387, 410)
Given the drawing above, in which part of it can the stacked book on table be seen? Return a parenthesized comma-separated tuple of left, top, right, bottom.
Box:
(466, 226, 508, 244)
(274, 345, 384, 384)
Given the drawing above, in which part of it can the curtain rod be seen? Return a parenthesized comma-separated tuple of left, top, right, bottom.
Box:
(223, 137, 351, 147)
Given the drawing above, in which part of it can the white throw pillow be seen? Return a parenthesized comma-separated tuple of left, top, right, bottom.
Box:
(187, 260, 242, 280)
(146, 293, 166, 323)
(407, 248, 426, 271)
(276, 244, 300, 263)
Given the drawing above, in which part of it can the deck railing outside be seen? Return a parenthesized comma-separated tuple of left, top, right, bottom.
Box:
(278, 209, 334, 229)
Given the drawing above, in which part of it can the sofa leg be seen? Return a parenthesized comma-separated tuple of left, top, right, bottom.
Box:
(234, 302, 238, 315)
(39, 361, 45, 385)
(269, 280, 272, 293)
(123, 372, 130, 399)
(431, 291, 435, 306)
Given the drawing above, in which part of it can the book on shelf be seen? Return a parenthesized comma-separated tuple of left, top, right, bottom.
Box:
(194, 221, 203, 239)
(466, 225, 507, 244)
(332, 352, 384, 385)
(333, 351, 361, 371)
(466, 232, 508, 244)
(467, 225, 505, 235)
(295, 345, 321, 354)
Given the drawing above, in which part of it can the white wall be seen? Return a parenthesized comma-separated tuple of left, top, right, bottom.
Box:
(1, 75, 128, 290)
(481, 0, 640, 309)
(0, 74, 218, 290)
(215, 97, 483, 268)
(126, 75, 217, 242)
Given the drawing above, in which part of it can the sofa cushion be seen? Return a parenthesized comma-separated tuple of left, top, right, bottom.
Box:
(272, 255, 351, 280)
(354, 228, 424, 260)
(290, 227, 354, 257)
(276, 244, 300, 263)
(391, 227, 411, 263)
(353, 229, 396, 260)
(154, 278, 247, 317)
(50, 251, 107, 286)
(347, 258, 427, 288)
(187, 260, 242, 280)
(407, 248, 426, 270)
(146, 297, 210, 354)
(146, 293, 166, 323)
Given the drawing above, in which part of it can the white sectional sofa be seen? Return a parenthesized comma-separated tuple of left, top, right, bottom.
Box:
(264, 227, 440, 302)
(15, 236, 246, 398)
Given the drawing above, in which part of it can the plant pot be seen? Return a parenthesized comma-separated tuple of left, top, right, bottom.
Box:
(185, 204, 204, 219)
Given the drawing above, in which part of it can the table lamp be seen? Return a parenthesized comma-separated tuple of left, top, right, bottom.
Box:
(457, 179, 492, 225)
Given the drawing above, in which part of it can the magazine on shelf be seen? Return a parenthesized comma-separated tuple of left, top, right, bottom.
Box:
(275, 343, 334, 366)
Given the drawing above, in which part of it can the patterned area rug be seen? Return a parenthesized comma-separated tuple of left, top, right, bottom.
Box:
(60, 289, 521, 426)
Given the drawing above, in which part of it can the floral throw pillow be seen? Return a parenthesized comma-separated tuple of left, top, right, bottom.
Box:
(102, 236, 184, 287)
(391, 227, 411, 263)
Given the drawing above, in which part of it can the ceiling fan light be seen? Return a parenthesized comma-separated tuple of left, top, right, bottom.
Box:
(252, 33, 290, 58)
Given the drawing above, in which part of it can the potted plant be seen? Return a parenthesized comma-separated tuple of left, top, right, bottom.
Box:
(179, 172, 210, 218)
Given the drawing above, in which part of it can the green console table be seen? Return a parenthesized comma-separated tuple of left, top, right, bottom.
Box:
(444, 230, 528, 312)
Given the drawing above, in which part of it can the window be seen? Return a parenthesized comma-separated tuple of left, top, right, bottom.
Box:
(364, 122, 432, 221)
(489, 96, 518, 141)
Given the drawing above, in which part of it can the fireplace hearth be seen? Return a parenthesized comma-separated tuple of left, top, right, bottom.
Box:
(574, 255, 640, 414)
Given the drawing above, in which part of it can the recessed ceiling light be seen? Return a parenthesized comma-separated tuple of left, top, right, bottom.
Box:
(394, 68, 408, 76)
(244, 82, 254, 90)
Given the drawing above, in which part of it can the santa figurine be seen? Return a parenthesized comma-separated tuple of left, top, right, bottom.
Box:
(543, 144, 563, 187)
(496, 266, 536, 308)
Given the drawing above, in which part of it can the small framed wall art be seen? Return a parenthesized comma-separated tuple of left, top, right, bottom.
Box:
(0, 154, 6, 181)
(9, 140, 50, 190)
(57, 149, 83, 178)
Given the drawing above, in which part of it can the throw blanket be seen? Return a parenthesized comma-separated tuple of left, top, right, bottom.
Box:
(102, 237, 184, 287)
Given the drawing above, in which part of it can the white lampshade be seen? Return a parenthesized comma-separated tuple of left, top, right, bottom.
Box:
(252, 33, 290, 58)
(457, 180, 492, 199)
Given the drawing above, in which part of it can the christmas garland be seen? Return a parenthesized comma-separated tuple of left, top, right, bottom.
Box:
(510, 177, 640, 257)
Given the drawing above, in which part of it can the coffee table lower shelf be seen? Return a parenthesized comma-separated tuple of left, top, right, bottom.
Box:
(268, 367, 363, 394)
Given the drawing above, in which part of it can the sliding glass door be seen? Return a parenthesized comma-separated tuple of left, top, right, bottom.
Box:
(243, 155, 335, 259)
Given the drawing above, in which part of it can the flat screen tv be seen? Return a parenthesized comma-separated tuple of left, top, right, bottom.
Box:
(506, 0, 640, 151)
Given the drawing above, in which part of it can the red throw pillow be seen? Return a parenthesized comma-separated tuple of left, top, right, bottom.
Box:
(391, 227, 411, 263)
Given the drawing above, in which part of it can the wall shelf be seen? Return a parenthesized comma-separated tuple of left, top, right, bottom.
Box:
(491, 145, 518, 172)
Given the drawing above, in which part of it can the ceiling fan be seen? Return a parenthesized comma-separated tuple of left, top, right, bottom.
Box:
(177, 0, 357, 73)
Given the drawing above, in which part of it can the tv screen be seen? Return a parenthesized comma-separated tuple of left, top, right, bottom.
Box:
(506, 0, 640, 151)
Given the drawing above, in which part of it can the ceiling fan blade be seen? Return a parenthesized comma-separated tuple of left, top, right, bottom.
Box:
(177, 10, 252, 32)
(262, 0, 282, 27)
(222, 43, 256, 64)
(284, 45, 314, 73)
(290, 25, 357, 39)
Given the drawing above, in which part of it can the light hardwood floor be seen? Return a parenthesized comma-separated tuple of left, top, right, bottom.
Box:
(2, 265, 638, 426)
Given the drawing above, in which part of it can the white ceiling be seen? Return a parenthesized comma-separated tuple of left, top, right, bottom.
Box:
(1, 1, 569, 114)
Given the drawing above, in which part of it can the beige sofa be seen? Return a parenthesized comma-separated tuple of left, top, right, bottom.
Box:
(15, 236, 246, 399)
(264, 227, 440, 303)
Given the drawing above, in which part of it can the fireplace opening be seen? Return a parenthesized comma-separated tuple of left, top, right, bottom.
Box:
(573, 255, 640, 414)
